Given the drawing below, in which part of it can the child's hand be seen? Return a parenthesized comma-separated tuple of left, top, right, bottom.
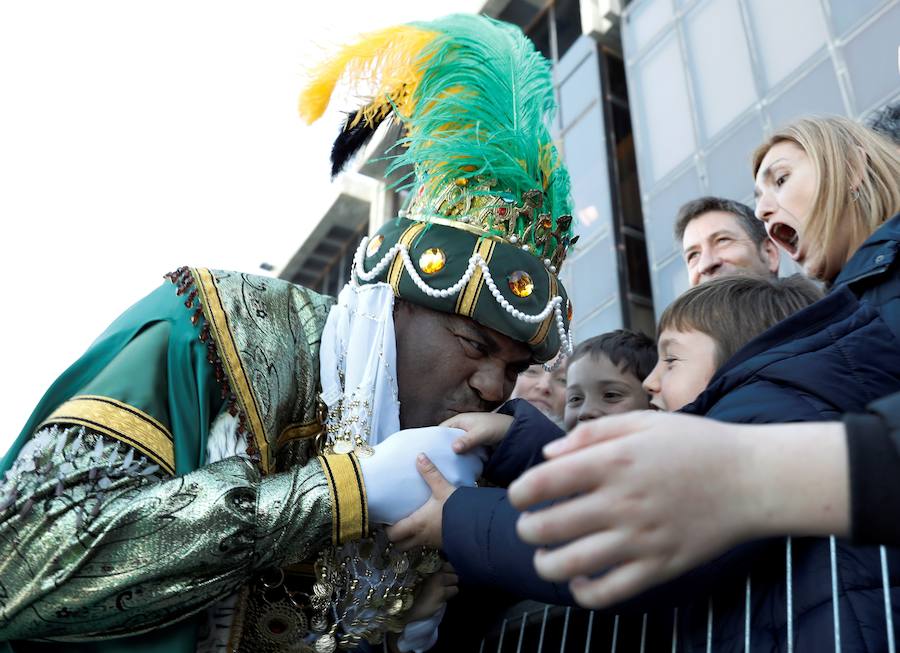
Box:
(405, 562, 458, 624)
(441, 412, 514, 454)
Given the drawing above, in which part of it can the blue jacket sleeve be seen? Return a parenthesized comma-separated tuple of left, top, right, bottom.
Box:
(442, 486, 575, 605)
(483, 399, 565, 487)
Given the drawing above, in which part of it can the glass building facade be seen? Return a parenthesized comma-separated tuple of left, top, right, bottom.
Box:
(284, 0, 900, 334)
(623, 0, 900, 315)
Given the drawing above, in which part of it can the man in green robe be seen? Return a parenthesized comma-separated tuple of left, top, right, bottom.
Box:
(0, 13, 576, 653)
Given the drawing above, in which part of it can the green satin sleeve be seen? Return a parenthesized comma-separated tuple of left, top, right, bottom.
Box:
(0, 426, 333, 642)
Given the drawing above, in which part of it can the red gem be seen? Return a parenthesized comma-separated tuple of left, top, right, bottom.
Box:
(497, 206, 508, 217)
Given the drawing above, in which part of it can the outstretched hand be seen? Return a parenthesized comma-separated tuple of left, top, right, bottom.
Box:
(507, 412, 762, 609)
(387, 454, 457, 551)
(442, 412, 514, 454)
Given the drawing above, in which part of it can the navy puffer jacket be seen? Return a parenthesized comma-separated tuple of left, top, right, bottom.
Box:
(674, 214, 900, 652)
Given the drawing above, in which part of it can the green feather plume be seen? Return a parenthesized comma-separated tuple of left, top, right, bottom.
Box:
(387, 14, 574, 239)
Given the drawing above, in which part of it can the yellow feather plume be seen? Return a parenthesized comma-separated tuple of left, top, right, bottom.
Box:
(299, 25, 440, 126)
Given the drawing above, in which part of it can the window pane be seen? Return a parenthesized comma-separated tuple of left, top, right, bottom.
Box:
(652, 254, 691, 318)
(562, 105, 613, 248)
(766, 58, 846, 129)
(624, 233, 653, 298)
(684, 0, 757, 140)
(573, 300, 624, 342)
(558, 47, 601, 130)
(704, 113, 764, 201)
(745, 0, 828, 90)
(527, 13, 552, 61)
(567, 236, 620, 321)
(554, 0, 582, 59)
(626, 0, 675, 53)
(633, 35, 696, 182)
(643, 167, 702, 265)
(827, 0, 885, 37)
(842, 2, 900, 113)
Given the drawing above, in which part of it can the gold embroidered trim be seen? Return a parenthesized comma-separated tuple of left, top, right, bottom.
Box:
(403, 214, 509, 243)
(455, 238, 496, 317)
(529, 271, 558, 346)
(192, 268, 270, 474)
(39, 395, 175, 476)
(318, 453, 368, 545)
(276, 421, 323, 449)
(388, 222, 428, 295)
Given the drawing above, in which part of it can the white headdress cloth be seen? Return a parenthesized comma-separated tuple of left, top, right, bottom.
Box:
(319, 281, 401, 447)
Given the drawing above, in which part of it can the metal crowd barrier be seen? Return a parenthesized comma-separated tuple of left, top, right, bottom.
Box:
(476, 537, 897, 652)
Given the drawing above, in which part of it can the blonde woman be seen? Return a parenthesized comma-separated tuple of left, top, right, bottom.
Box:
(501, 117, 900, 650)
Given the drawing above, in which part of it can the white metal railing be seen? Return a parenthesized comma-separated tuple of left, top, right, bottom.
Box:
(478, 537, 898, 652)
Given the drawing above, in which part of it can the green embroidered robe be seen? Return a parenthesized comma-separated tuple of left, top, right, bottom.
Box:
(0, 268, 368, 652)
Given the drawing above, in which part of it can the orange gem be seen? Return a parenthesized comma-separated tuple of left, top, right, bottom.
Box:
(567, 299, 574, 321)
(541, 217, 552, 229)
(455, 177, 468, 187)
(366, 234, 384, 258)
(508, 271, 534, 298)
(419, 248, 446, 274)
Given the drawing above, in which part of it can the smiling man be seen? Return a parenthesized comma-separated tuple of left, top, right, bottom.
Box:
(676, 196, 779, 286)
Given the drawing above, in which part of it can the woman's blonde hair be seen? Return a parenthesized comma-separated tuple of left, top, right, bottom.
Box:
(752, 116, 900, 279)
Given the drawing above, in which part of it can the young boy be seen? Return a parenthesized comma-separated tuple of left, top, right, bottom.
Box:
(643, 273, 822, 412)
(564, 330, 657, 429)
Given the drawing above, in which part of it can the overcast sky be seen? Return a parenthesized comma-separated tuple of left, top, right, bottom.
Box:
(0, 0, 484, 451)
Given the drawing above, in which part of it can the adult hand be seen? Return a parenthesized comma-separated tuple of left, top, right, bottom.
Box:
(508, 411, 849, 609)
(387, 455, 456, 550)
(442, 412, 514, 454)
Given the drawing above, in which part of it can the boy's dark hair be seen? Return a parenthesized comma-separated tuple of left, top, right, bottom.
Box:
(659, 274, 823, 368)
(569, 329, 658, 383)
(674, 196, 768, 247)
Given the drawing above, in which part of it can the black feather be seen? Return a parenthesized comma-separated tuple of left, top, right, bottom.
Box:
(330, 108, 390, 177)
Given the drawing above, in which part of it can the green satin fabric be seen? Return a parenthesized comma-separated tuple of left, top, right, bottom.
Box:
(0, 273, 336, 652)
(3, 281, 223, 477)
(1, 282, 222, 653)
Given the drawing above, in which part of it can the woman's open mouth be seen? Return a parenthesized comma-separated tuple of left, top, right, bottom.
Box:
(769, 222, 800, 258)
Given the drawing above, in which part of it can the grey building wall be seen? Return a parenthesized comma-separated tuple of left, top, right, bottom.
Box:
(622, 0, 900, 315)
(556, 36, 624, 343)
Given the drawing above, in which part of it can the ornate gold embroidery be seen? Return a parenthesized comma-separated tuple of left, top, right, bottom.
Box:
(39, 395, 175, 475)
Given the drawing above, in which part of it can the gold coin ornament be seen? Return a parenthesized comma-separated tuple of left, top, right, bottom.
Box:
(309, 530, 444, 649)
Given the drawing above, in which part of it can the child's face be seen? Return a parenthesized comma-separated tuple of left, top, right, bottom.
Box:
(642, 328, 718, 412)
(564, 354, 650, 431)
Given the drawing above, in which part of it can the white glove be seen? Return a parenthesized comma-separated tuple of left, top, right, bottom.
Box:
(358, 426, 484, 525)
